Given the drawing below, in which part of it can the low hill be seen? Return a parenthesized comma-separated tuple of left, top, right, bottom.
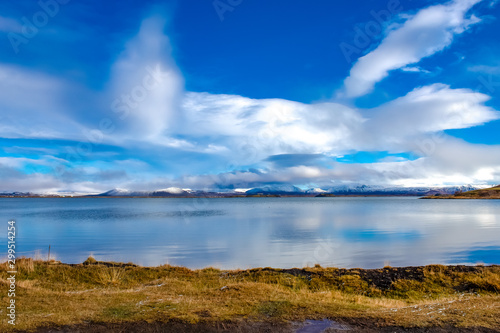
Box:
(422, 185, 500, 199)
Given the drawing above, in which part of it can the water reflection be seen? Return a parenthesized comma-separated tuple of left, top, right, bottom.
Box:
(0, 197, 499, 269)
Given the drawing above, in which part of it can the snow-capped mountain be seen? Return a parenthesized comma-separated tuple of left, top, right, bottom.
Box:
(319, 184, 485, 196)
(152, 187, 191, 196)
(305, 188, 327, 194)
(98, 188, 191, 197)
(99, 188, 142, 196)
(244, 184, 487, 196)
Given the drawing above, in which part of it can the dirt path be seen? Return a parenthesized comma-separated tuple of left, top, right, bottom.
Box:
(27, 319, 500, 333)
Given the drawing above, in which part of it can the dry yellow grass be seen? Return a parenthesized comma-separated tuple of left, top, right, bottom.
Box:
(0, 258, 499, 332)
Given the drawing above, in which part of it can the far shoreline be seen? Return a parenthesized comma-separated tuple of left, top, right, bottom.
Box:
(422, 185, 500, 199)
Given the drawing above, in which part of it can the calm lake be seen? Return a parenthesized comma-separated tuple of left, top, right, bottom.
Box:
(1, 197, 499, 269)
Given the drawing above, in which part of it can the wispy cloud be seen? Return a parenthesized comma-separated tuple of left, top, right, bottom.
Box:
(468, 64, 500, 74)
(108, 16, 184, 140)
(339, 0, 483, 98)
(401, 66, 431, 73)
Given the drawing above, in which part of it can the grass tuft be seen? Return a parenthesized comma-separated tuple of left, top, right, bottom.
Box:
(83, 255, 97, 265)
(96, 266, 126, 285)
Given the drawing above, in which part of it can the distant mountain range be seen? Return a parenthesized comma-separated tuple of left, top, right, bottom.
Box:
(99, 187, 192, 197)
(245, 184, 486, 196)
(1, 184, 493, 197)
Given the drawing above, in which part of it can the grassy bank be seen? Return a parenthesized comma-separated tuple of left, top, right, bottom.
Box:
(1, 258, 499, 332)
(422, 185, 500, 199)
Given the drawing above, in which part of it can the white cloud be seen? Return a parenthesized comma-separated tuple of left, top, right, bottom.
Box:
(366, 138, 500, 186)
(175, 83, 499, 166)
(363, 84, 498, 149)
(108, 16, 184, 140)
(340, 0, 483, 98)
(179, 92, 365, 163)
(0, 14, 186, 150)
(151, 138, 500, 189)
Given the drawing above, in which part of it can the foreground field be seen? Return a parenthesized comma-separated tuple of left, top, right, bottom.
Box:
(1, 259, 499, 332)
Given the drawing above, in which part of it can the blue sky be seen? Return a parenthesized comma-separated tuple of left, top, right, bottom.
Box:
(1, 0, 500, 193)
